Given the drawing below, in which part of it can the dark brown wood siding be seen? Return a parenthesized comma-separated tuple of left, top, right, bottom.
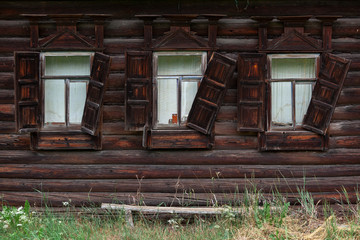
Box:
(0, 1, 360, 207)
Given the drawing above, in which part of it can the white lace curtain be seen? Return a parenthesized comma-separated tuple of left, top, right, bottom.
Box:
(44, 55, 90, 125)
(271, 58, 315, 126)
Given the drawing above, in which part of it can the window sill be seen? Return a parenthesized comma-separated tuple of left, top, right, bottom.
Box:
(30, 131, 101, 150)
(144, 128, 214, 149)
(260, 130, 327, 151)
(40, 125, 82, 132)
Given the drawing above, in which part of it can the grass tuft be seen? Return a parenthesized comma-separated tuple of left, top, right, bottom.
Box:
(1, 187, 360, 239)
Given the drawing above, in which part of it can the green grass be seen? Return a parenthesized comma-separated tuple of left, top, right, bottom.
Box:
(1, 189, 360, 240)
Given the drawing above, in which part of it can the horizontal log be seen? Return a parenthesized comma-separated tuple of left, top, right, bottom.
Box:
(0, 38, 28, 53)
(0, 73, 14, 90)
(329, 120, 360, 136)
(0, 134, 29, 150)
(0, 90, 14, 104)
(0, 104, 14, 121)
(103, 122, 140, 135)
(216, 38, 257, 52)
(333, 105, 360, 120)
(104, 39, 144, 54)
(1, 190, 358, 207)
(103, 105, 124, 121)
(0, 56, 14, 72)
(107, 73, 125, 90)
(2, 164, 360, 179)
(103, 135, 142, 150)
(215, 121, 237, 135)
(104, 90, 124, 105)
(0, 121, 15, 133)
(2, 1, 360, 18)
(224, 89, 237, 105)
(0, 149, 359, 165)
(0, 20, 29, 37)
(1, 176, 360, 194)
(338, 54, 360, 71)
(329, 136, 360, 148)
(214, 135, 257, 150)
(337, 87, 360, 105)
(344, 71, 360, 87)
(105, 20, 144, 37)
(332, 38, 360, 53)
(217, 106, 237, 121)
(333, 19, 360, 37)
(110, 55, 125, 72)
(147, 129, 211, 149)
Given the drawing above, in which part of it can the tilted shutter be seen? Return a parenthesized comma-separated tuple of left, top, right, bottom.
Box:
(303, 53, 351, 135)
(125, 51, 152, 131)
(187, 52, 236, 135)
(237, 53, 266, 132)
(15, 52, 40, 133)
(81, 52, 111, 135)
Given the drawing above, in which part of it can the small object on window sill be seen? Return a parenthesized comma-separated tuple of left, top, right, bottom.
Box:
(172, 114, 178, 124)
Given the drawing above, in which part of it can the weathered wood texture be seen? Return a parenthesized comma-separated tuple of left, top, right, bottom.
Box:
(1, 191, 359, 207)
(0, 1, 360, 207)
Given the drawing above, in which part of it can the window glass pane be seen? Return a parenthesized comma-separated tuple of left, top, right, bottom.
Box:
(45, 79, 65, 124)
(45, 55, 91, 76)
(181, 80, 199, 123)
(158, 55, 202, 75)
(295, 83, 313, 124)
(271, 58, 315, 79)
(271, 82, 292, 127)
(157, 78, 178, 125)
(69, 81, 88, 124)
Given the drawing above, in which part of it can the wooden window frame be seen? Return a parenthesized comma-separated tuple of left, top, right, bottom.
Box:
(267, 53, 320, 131)
(152, 51, 207, 130)
(261, 53, 327, 151)
(40, 52, 94, 132)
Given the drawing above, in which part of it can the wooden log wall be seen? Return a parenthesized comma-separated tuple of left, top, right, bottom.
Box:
(0, 1, 360, 207)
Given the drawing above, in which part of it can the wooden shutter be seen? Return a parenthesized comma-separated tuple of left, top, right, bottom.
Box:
(81, 52, 111, 135)
(15, 52, 40, 133)
(237, 53, 266, 132)
(187, 52, 236, 135)
(125, 51, 152, 131)
(303, 53, 350, 135)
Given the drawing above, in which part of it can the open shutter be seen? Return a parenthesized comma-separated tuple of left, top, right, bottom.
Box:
(81, 52, 111, 135)
(187, 52, 236, 135)
(15, 52, 40, 133)
(237, 53, 266, 132)
(125, 51, 152, 131)
(303, 53, 350, 135)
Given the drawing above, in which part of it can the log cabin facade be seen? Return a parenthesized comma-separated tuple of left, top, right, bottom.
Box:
(1, 0, 360, 207)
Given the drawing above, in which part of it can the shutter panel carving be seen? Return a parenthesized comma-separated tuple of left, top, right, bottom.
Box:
(125, 51, 152, 131)
(303, 53, 350, 135)
(81, 52, 111, 135)
(237, 53, 266, 132)
(15, 52, 40, 133)
(187, 52, 236, 135)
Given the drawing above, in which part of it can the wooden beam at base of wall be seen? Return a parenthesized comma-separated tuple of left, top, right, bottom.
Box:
(1, 191, 358, 207)
(0, 149, 360, 165)
(1, 177, 359, 193)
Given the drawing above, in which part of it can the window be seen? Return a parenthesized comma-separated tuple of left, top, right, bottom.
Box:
(41, 52, 92, 129)
(153, 51, 207, 128)
(268, 54, 319, 130)
(15, 51, 111, 150)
